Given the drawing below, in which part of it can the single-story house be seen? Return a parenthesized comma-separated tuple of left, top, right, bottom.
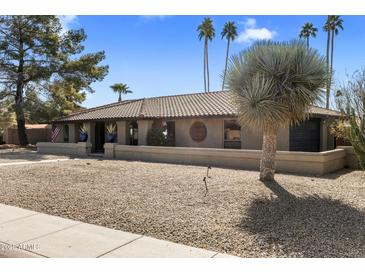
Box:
(53, 91, 341, 153)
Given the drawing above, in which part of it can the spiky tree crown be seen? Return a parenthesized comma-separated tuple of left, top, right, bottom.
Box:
(226, 40, 326, 131)
(299, 22, 318, 38)
(197, 17, 215, 41)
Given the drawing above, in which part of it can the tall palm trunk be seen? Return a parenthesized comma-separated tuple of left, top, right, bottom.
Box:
(222, 38, 230, 91)
(203, 39, 207, 92)
(260, 127, 278, 182)
(306, 37, 309, 48)
(325, 16, 331, 109)
(206, 40, 210, 92)
(328, 29, 335, 108)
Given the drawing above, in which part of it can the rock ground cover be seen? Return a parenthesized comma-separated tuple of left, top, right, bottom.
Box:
(0, 158, 364, 257)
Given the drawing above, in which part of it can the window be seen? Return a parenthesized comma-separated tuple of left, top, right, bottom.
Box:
(224, 120, 241, 149)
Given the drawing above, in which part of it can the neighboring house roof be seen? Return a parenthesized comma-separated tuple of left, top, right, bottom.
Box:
(55, 91, 342, 122)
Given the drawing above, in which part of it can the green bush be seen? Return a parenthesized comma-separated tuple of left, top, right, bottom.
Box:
(147, 128, 167, 146)
(348, 115, 365, 170)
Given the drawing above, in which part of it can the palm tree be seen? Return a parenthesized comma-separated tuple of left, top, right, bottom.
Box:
(327, 15, 344, 109)
(299, 22, 318, 48)
(324, 16, 331, 109)
(197, 17, 215, 92)
(110, 83, 132, 102)
(226, 41, 326, 181)
(221, 21, 237, 91)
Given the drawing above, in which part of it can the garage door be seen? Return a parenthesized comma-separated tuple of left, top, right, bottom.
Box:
(289, 118, 320, 152)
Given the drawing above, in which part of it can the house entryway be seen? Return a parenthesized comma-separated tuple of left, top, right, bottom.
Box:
(128, 121, 138, 145)
(95, 122, 105, 152)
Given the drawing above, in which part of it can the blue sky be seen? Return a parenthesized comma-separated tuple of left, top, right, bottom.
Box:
(61, 15, 365, 108)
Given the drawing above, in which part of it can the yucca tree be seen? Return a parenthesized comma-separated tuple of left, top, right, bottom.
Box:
(197, 17, 215, 92)
(110, 83, 132, 102)
(226, 40, 326, 181)
(324, 15, 344, 109)
(299, 22, 318, 48)
(221, 21, 238, 91)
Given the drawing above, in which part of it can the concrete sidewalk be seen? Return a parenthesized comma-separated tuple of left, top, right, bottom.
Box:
(0, 204, 237, 258)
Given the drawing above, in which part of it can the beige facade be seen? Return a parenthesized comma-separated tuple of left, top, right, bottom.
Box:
(175, 118, 224, 148)
(52, 116, 335, 153)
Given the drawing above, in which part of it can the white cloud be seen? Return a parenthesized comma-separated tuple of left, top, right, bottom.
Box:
(243, 18, 256, 28)
(236, 17, 277, 44)
(58, 15, 78, 33)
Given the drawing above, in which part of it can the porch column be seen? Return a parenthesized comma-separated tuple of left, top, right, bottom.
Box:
(68, 123, 77, 143)
(83, 122, 95, 152)
(320, 119, 328, 151)
(116, 120, 127, 145)
(137, 120, 153, 146)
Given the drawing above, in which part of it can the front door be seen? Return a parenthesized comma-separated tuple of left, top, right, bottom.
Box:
(128, 121, 138, 145)
(95, 122, 105, 152)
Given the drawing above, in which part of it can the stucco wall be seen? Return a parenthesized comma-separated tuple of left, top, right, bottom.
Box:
(112, 145, 346, 175)
(241, 126, 289, 151)
(175, 118, 224, 148)
(337, 146, 361, 169)
(174, 118, 289, 150)
(4, 127, 51, 145)
(37, 142, 92, 156)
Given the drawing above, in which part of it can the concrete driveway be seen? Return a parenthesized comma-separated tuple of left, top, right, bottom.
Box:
(0, 149, 70, 165)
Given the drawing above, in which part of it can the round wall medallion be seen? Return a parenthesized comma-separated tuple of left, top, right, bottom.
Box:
(190, 121, 207, 142)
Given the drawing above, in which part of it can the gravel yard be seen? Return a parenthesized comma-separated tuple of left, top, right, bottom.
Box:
(0, 158, 364, 257)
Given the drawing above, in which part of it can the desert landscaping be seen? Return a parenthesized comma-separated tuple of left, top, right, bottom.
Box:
(0, 155, 364, 258)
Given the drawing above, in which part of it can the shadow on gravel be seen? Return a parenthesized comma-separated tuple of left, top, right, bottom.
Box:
(240, 180, 365, 257)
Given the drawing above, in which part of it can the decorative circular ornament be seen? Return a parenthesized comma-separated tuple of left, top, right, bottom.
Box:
(190, 121, 207, 142)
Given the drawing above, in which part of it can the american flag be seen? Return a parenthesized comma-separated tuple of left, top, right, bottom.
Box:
(51, 126, 61, 143)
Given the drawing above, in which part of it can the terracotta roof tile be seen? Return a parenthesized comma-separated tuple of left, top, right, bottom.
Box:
(55, 91, 341, 122)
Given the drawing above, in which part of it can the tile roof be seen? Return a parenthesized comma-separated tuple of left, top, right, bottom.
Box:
(55, 91, 341, 122)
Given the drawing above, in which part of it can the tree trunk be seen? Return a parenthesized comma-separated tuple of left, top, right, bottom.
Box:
(325, 16, 331, 109)
(328, 29, 335, 108)
(206, 39, 210, 92)
(221, 38, 230, 91)
(14, 24, 28, 146)
(203, 39, 207, 92)
(118, 92, 122, 102)
(307, 37, 309, 48)
(260, 128, 278, 182)
(14, 83, 28, 146)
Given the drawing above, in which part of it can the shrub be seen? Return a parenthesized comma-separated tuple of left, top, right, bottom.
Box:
(147, 128, 167, 146)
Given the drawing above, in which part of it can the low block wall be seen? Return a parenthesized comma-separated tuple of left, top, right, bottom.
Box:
(112, 145, 346, 175)
(37, 142, 92, 156)
(4, 127, 51, 145)
(337, 146, 360, 169)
